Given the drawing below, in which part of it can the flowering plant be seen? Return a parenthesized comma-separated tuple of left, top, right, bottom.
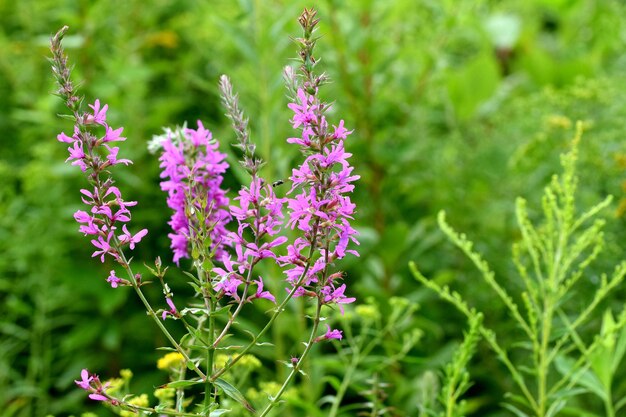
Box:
(50, 8, 358, 416)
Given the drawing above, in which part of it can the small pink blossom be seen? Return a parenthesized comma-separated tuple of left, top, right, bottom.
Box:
(162, 297, 179, 320)
(74, 369, 117, 405)
(253, 277, 276, 303)
(75, 369, 92, 390)
(314, 324, 343, 343)
(103, 126, 125, 142)
(106, 270, 122, 288)
(91, 233, 115, 263)
(57, 131, 75, 143)
(87, 99, 108, 126)
(104, 145, 132, 166)
(320, 283, 356, 314)
(118, 224, 148, 250)
(325, 326, 343, 340)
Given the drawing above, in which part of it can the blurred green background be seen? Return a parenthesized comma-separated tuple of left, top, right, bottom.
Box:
(2, 0, 626, 416)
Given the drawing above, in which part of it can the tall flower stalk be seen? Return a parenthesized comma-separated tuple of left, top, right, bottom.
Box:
(50, 26, 207, 405)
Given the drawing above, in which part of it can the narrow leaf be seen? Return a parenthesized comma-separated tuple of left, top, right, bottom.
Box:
(215, 378, 256, 414)
(164, 378, 203, 389)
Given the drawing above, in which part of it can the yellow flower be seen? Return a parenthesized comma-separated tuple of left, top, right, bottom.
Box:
(239, 354, 261, 370)
(259, 381, 281, 396)
(120, 369, 133, 380)
(157, 352, 184, 370)
(104, 377, 124, 394)
(356, 304, 379, 321)
(545, 114, 572, 130)
(154, 387, 175, 401)
(214, 354, 229, 369)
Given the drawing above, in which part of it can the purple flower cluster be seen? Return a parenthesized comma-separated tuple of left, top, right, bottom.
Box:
(159, 122, 231, 265)
(281, 88, 359, 314)
(57, 100, 147, 267)
(213, 177, 286, 303)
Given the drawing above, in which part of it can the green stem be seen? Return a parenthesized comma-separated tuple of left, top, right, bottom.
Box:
(604, 383, 615, 417)
(536, 298, 553, 417)
(209, 243, 317, 382)
(116, 246, 206, 380)
(258, 299, 323, 417)
(328, 350, 359, 417)
(205, 296, 216, 408)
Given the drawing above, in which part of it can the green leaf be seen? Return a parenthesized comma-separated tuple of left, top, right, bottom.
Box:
(611, 316, 626, 373)
(210, 304, 233, 317)
(202, 258, 214, 272)
(558, 406, 603, 417)
(214, 378, 256, 414)
(554, 355, 606, 400)
(545, 400, 566, 417)
(209, 410, 231, 417)
(501, 402, 530, 417)
(183, 270, 201, 284)
(165, 378, 203, 389)
(615, 394, 626, 412)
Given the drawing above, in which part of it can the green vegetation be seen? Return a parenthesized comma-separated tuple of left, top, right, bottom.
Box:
(2, 0, 626, 416)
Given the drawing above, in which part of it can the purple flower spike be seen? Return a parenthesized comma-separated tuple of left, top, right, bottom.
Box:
(55, 96, 147, 268)
(158, 122, 231, 265)
(282, 84, 359, 315)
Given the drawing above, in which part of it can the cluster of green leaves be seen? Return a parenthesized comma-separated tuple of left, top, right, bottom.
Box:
(2, 0, 626, 416)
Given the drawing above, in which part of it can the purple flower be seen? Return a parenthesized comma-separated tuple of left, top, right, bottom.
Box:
(324, 325, 343, 340)
(118, 224, 148, 250)
(320, 283, 356, 314)
(214, 274, 243, 301)
(75, 369, 93, 390)
(162, 297, 179, 320)
(253, 277, 276, 303)
(104, 145, 132, 166)
(66, 141, 86, 171)
(288, 89, 318, 129)
(86, 99, 108, 126)
(332, 120, 351, 140)
(106, 270, 122, 288)
(89, 393, 108, 402)
(74, 369, 117, 405)
(102, 126, 125, 143)
(57, 130, 75, 143)
(74, 210, 100, 236)
(313, 324, 343, 343)
(91, 233, 115, 263)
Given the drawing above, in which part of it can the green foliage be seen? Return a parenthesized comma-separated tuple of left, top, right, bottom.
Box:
(412, 127, 626, 417)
